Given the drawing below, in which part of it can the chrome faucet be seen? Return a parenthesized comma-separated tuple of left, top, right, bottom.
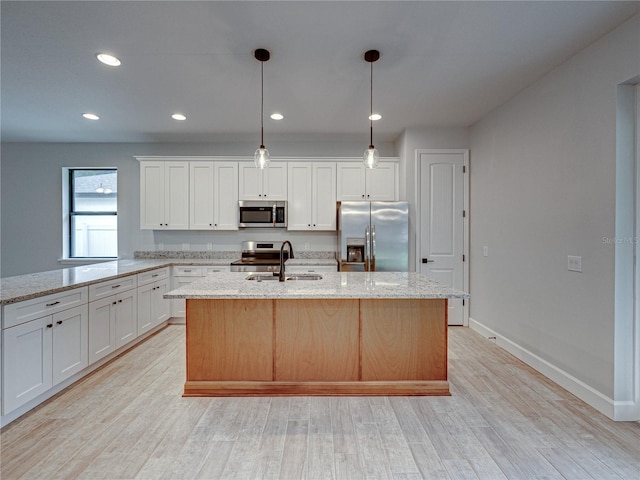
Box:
(279, 241, 294, 282)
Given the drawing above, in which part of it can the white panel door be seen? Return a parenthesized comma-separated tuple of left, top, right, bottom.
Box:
(52, 305, 88, 385)
(420, 152, 466, 325)
(238, 163, 262, 199)
(2, 316, 53, 414)
(366, 162, 397, 201)
(189, 162, 215, 229)
(287, 163, 313, 230)
(164, 162, 189, 229)
(213, 162, 239, 230)
(140, 162, 165, 229)
(337, 163, 366, 200)
(114, 290, 137, 348)
(312, 162, 337, 230)
(263, 162, 288, 200)
(88, 297, 116, 363)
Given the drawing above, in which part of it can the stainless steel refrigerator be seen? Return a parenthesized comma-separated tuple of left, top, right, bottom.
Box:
(338, 201, 409, 272)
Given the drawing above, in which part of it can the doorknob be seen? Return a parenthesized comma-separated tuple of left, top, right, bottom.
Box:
(422, 258, 434, 263)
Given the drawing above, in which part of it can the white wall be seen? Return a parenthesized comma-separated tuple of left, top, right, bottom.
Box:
(0, 140, 395, 277)
(468, 14, 639, 418)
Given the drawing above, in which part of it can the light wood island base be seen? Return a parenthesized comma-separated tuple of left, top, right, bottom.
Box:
(184, 298, 449, 396)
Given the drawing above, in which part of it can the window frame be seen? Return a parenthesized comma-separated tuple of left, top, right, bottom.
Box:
(67, 168, 118, 259)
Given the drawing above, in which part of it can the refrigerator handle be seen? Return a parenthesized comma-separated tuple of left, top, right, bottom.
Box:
(371, 224, 376, 272)
(364, 225, 370, 272)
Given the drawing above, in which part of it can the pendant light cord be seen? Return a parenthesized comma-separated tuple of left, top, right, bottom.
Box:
(260, 60, 265, 148)
(369, 59, 374, 148)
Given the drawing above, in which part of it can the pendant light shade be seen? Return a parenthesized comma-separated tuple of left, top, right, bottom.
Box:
(363, 49, 380, 169)
(254, 48, 271, 169)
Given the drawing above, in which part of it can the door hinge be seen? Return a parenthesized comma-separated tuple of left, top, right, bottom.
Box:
(463, 165, 466, 173)
(462, 210, 466, 218)
(462, 254, 466, 262)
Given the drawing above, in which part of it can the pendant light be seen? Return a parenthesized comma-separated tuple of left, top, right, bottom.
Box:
(363, 49, 380, 169)
(254, 48, 271, 169)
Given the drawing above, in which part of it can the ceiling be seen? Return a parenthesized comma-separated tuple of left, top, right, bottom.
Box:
(2, 1, 638, 144)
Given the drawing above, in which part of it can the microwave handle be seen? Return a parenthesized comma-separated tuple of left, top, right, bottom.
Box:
(272, 204, 276, 226)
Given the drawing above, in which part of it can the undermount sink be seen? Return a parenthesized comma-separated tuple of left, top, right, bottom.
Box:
(245, 273, 323, 281)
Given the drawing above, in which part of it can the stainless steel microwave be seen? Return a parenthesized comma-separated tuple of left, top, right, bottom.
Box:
(238, 201, 287, 228)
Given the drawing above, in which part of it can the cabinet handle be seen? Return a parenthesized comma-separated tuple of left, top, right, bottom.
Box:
(57, 320, 63, 325)
(118, 299, 123, 303)
(113, 301, 117, 305)
(47, 324, 53, 328)
(111, 284, 121, 289)
(362, 194, 365, 198)
(152, 274, 159, 277)
(46, 301, 60, 307)
(183, 269, 192, 272)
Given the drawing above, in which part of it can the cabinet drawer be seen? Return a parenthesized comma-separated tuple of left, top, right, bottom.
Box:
(172, 266, 204, 277)
(137, 267, 170, 286)
(204, 266, 230, 274)
(3, 287, 88, 329)
(88, 275, 137, 302)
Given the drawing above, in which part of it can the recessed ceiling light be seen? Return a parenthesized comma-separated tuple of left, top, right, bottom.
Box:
(96, 53, 121, 67)
(171, 113, 187, 121)
(82, 113, 100, 120)
(270, 113, 284, 120)
(369, 113, 382, 121)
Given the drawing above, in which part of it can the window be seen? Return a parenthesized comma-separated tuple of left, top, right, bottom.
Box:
(68, 169, 117, 258)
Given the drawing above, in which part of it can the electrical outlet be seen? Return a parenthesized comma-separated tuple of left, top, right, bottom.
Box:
(182, 243, 190, 251)
(158, 243, 164, 251)
(483, 246, 489, 257)
(207, 243, 213, 251)
(568, 255, 582, 272)
(304, 242, 310, 251)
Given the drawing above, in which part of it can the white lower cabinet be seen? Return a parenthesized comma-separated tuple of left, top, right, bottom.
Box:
(2, 304, 88, 415)
(137, 278, 170, 335)
(88, 289, 137, 364)
(170, 265, 230, 318)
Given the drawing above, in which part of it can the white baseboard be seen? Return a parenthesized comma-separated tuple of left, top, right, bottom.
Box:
(468, 317, 639, 421)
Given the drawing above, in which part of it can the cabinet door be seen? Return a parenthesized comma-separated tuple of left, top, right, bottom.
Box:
(164, 162, 190, 229)
(238, 162, 262, 200)
(152, 280, 170, 326)
(88, 297, 116, 363)
(213, 162, 239, 230)
(287, 163, 313, 230)
(366, 162, 397, 201)
(312, 163, 337, 230)
(263, 162, 287, 200)
(140, 162, 166, 229)
(189, 162, 215, 229)
(114, 290, 137, 348)
(137, 283, 153, 336)
(337, 163, 366, 200)
(52, 305, 88, 386)
(3, 316, 53, 414)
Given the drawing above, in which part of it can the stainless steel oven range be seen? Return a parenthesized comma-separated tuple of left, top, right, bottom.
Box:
(229, 241, 289, 273)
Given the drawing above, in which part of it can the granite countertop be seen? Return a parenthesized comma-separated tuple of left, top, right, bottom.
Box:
(0, 255, 338, 305)
(164, 271, 469, 300)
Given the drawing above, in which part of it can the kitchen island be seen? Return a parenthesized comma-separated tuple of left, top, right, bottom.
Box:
(165, 272, 468, 397)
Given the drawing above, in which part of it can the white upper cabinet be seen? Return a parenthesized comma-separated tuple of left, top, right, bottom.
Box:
(238, 162, 287, 200)
(287, 162, 337, 231)
(140, 161, 189, 229)
(189, 161, 238, 230)
(336, 161, 398, 201)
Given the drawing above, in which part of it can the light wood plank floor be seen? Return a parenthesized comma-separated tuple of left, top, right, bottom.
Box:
(1, 325, 638, 479)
